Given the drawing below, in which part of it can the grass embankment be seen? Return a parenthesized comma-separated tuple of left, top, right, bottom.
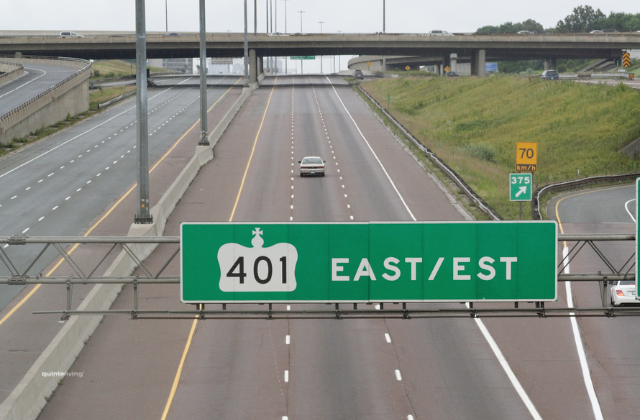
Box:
(89, 85, 135, 109)
(0, 85, 135, 157)
(91, 60, 166, 79)
(361, 76, 640, 220)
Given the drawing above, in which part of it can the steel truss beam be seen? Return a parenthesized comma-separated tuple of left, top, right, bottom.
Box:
(0, 234, 637, 319)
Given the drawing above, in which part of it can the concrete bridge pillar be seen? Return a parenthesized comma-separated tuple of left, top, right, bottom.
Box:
(249, 49, 257, 85)
(544, 58, 557, 71)
(443, 54, 452, 73)
(257, 56, 263, 76)
(471, 49, 486, 77)
(450, 53, 458, 73)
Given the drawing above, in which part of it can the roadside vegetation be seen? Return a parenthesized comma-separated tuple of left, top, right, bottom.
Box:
(475, 5, 640, 74)
(360, 75, 640, 220)
(1, 85, 136, 158)
(90, 60, 166, 79)
(89, 85, 135, 110)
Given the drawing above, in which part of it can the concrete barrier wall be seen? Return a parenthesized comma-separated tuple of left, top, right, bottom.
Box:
(0, 62, 24, 88)
(0, 57, 90, 145)
(0, 84, 255, 420)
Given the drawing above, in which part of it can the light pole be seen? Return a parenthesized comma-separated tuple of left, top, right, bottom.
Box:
(382, 0, 386, 71)
(275, 0, 278, 73)
(283, 0, 290, 73)
(254, 0, 257, 34)
(319, 22, 325, 74)
(299, 11, 305, 73)
(135, 0, 151, 224)
(165, 0, 168, 32)
(244, 0, 249, 86)
(198, 0, 208, 146)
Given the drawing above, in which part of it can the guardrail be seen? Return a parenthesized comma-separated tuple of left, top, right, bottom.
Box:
(356, 84, 502, 221)
(532, 173, 640, 220)
(0, 55, 91, 123)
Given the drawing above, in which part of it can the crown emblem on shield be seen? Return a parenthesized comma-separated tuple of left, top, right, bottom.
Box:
(218, 228, 298, 292)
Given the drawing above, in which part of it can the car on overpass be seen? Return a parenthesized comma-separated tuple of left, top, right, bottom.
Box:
(299, 156, 325, 177)
(541, 70, 559, 80)
(59, 31, 84, 38)
(610, 280, 637, 306)
(429, 30, 453, 36)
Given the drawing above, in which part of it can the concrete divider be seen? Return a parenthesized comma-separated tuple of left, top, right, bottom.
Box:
(0, 62, 24, 88)
(0, 56, 90, 145)
(0, 84, 256, 420)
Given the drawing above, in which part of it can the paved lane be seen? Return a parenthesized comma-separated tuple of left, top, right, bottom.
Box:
(36, 76, 540, 420)
(548, 184, 640, 420)
(0, 62, 78, 116)
(0, 77, 242, 406)
(0, 77, 238, 309)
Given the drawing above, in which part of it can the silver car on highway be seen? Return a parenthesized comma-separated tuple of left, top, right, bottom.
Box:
(299, 156, 325, 177)
(610, 280, 637, 306)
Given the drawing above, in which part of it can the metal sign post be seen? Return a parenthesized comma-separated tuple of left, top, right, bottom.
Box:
(134, 0, 152, 224)
(198, 0, 209, 146)
(181, 222, 557, 303)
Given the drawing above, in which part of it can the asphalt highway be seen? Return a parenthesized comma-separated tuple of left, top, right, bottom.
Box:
(0, 76, 242, 405)
(0, 62, 78, 116)
(548, 184, 640, 419)
(32, 75, 598, 420)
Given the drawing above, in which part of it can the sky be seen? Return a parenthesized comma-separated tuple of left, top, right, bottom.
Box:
(2, 0, 639, 72)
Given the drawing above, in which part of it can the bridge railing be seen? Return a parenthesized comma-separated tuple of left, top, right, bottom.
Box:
(0, 55, 91, 123)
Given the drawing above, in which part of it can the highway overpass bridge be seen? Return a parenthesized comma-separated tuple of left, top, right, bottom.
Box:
(1, 31, 639, 79)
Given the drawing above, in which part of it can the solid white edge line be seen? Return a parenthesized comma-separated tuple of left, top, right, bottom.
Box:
(327, 75, 542, 418)
(469, 308, 542, 420)
(624, 198, 636, 222)
(325, 76, 416, 221)
(563, 248, 604, 420)
(0, 67, 47, 100)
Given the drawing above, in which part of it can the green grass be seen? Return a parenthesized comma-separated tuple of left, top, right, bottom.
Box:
(89, 85, 135, 109)
(361, 76, 640, 220)
(91, 60, 166, 79)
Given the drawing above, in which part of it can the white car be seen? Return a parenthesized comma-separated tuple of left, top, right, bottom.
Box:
(60, 31, 84, 38)
(299, 156, 325, 177)
(429, 30, 453, 36)
(610, 280, 637, 306)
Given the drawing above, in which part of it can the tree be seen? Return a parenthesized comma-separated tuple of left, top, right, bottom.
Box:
(475, 19, 544, 35)
(556, 5, 606, 32)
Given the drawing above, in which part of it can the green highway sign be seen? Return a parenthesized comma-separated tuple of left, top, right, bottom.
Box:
(510, 173, 532, 201)
(290, 56, 315, 60)
(181, 222, 557, 303)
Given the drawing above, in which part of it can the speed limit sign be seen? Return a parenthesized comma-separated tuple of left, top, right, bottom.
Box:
(516, 142, 537, 172)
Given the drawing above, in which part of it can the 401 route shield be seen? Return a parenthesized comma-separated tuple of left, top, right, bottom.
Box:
(180, 222, 557, 303)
